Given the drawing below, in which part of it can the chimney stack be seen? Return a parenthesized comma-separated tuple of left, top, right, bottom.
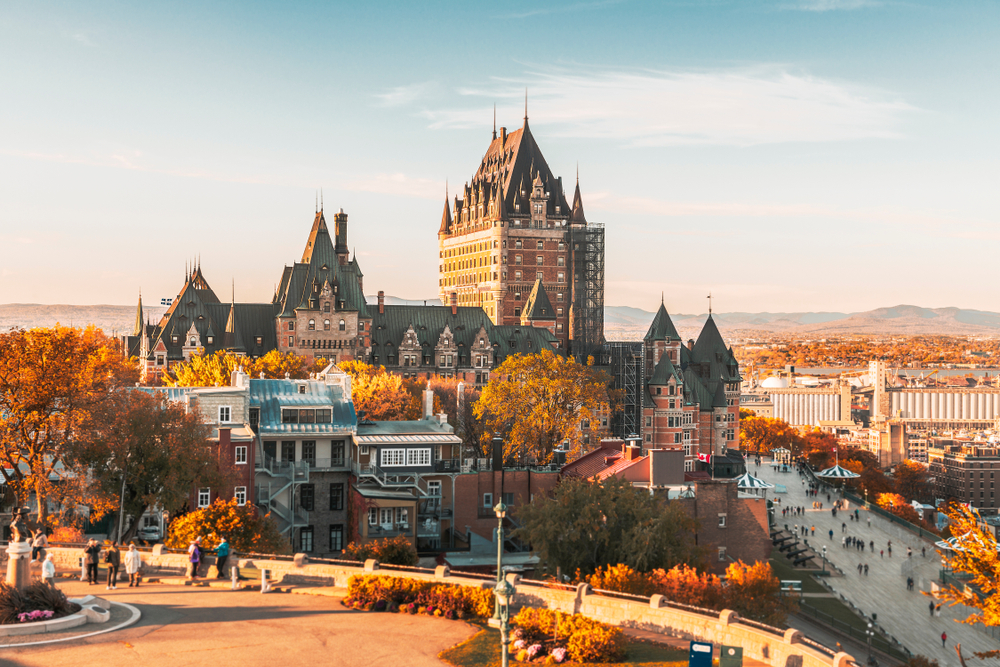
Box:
(424, 388, 434, 419)
(687, 339, 695, 351)
(378, 290, 385, 314)
(450, 292, 458, 316)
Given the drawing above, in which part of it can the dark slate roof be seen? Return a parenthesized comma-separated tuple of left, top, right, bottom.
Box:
(645, 302, 681, 342)
(369, 305, 493, 361)
(649, 354, 681, 385)
(682, 367, 716, 411)
(454, 120, 571, 223)
(492, 325, 560, 365)
(439, 196, 452, 234)
(274, 210, 369, 319)
(523, 279, 556, 321)
(570, 178, 587, 224)
(249, 378, 356, 436)
(690, 315, 742, 396)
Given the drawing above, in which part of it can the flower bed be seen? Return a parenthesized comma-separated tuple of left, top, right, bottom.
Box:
(511, 608, 627, 664)
(0, 581, 81, 625)
(343, 574, 494, 620)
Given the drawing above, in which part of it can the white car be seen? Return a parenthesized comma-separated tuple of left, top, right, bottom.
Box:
(137, 526, 162, 541)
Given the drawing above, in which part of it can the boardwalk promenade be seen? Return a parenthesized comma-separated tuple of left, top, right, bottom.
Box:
(755, 461, 997, 667)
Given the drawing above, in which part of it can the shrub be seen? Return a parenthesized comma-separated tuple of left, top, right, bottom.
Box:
(343, 535, 419, 566)
(582, 563, 658, 597)
(723, 561, 795, 626)
(165, 499, 289, 554)
(512, 607, 625, 663)
(345, 575, 493, 619)
(0, 581, 80, 625)
(48, 525, 86, 544)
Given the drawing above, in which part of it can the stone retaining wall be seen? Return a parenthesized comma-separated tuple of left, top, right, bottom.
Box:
(45, 547, 855, 667)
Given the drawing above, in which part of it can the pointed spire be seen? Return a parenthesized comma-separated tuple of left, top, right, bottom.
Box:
(133, 291, 144, 337)
(707, 292, 712, 315)
(524, 88, 528, 123)
(226, 281, 236, 335)
(645, 301, 681, 342)
(493, 104, 497, 140)
(320, 188, 324, 212)
(440, 182, 453, 233)
(570, 170, 587, 224)
(316, 190, 318, 214)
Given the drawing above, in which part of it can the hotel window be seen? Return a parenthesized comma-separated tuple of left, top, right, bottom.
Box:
(329, 483, 344, 510)
(281, 441, 295, 462)
(235, 446, 247, 464)
(288, 321, 295, 330)
(171, 335, 179, 345)
(381, 448, 406, 467)
(536, 240, 544, 250)
(288, 336, 294, 347)
(339, 319, 346, 331)
(514, 307, 521, 317)
(515, 271, 522, 281)
(557, 308, 563, 316)
(646, 416, 652, 427)
(515, 239, 522, 249)
(235, 486, 247, 506)
(557, 292, 563, 301)
(300, 484, 315, 511)
(197, 488, 211, 508)
(324, 319, 331, 330)
(219, 406, 231, 423)
(368, 507, 378, 525)
(300, 527, 313, 553)
(330, 525, 344, 551)
(308, 319, 315, 330)
(254, 336, 262, 346)
(536, 272, 543, 280)
(515, 255, 522, 265)
(557, 273, 565, 283)
(556, 323, 562, 332)
(324, 302, 330, 312)
(156, 355, 165, 366)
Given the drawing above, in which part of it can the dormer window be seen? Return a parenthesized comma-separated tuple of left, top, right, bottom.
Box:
(308, 319, 316, 331)
(207, 336, 214, 345)
(171, 335, 179, 345)
(254, 336, 262, 346)
(324, 302, 330, 312)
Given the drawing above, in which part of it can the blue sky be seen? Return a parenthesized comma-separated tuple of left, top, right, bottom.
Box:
(1, 1, 997, 314)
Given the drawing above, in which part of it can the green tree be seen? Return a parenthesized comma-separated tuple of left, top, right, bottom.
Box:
(512, 476, 703, 577)
(71, 389, 226, 542)
(0, 326, 137, 525)
(475, 351, 610, 464)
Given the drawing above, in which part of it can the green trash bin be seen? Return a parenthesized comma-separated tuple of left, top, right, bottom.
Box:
(720, 645, 743, 667)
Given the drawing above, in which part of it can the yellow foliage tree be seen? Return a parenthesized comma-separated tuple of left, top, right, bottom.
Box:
(164, 350, 329, 387)
(724, 560, 794, 626)
(932, 505, 1000, 664)
(739, 414, 801, 457)
(164, 498, 290, 555)
(474, 350, 610, 463)
(338, 360, 414, 421)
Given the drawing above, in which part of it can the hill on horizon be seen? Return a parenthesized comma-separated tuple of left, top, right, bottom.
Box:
(3, 301, 1000, 339)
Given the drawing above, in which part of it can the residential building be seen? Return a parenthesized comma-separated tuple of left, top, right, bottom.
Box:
(250, 368, 356, 555)
(437, 113, 605, 358)
(928, 440, 1000, 513)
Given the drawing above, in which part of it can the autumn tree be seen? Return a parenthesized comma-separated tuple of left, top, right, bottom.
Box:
(513, 476, 703, 578)
(475, 351, 610, 464)
(338, 360, 413, 420)
(801, 430, 838, 469)
(893, 460, 931, 503)
(930, 504, 1000, 664)
(165, 498, 290, 554)
(724, 560, 795, 626)
(164, 349, 328, 387)
(427, 378, 489, 456)
(739, 414, 801, 457)
(71, 390, 226, 542)
(0, 326, 137, 525)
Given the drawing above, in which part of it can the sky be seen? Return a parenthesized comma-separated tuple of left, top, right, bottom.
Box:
(1, 0, 998, 314)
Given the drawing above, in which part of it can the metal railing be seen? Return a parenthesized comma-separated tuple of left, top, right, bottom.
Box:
(799, 602, 911, 662)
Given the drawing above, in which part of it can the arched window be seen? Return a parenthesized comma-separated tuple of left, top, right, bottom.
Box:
(308, 319, 315, 331)
(339, 319, 346, 331)
(324, 319, 331, 331)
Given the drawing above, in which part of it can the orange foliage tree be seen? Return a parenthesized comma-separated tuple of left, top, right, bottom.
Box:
(339, 360, 415, 420)
(0, 326, 137, 525)
(164, 349, 328, 387)
(739, 414, 801, 457)
(164, 498, 289, 554)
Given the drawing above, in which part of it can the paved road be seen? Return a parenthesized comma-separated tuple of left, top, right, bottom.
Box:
(2, 580, 475, 667)
(755, 460, 998, 667)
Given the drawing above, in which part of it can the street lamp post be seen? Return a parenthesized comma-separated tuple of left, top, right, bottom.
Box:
(822, 546, 827, 575)
(866, 621, 873, 661)
(491, 502, 507, 623)
(494, 577, 516, 667)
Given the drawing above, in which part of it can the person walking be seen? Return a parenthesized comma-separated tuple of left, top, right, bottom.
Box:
(83, 539, 101, 585)
(864, 563, 868, 576)
(922, 546, 926, 558)
(870, 540, 874, 552)
(811, 526, 815, 536)
(941, 632, 947, 648)
(935, 604, 942, 618)
(125, 543, 142, 587)
(888, 545, 892, 557)
(41, 553, 56, 587)
(215, 536, 230, 579)
(929, 601, 935, 616)
(31, 529, 48, 561)
(829, 529, 834, 540)
(907, 547, 912, 558)
(880, 549, 884, 558)
(867, 516, 871, 527)
(842, 522, 846, 533)
(857, 563, 863, 575)
(188, 537, 202, 580)
(105, 541, 121, 590)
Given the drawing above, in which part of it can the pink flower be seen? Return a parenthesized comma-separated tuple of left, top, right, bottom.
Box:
(527, 644, 543, 659)
(551, 647, 567, 663)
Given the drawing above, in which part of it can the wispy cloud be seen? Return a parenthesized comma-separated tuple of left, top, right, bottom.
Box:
(785, 0, 880, 11)
(420, 65, 915, 147)
(495, 0, 625, 20)
(342, 173, 442, 200)
(375, 82, 435, 107)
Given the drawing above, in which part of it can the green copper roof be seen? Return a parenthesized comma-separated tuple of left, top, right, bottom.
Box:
(649, 353, 681, 385)
(644, 302, 681, 342)
(523, 279, 556, 321)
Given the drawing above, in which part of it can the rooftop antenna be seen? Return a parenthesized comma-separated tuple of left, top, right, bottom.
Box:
(493, 105, 497, 140)
(576, 162, 579, 185)
(320, 188, 324, 212)
(524, 88, 528, 122)
(707, 292, 713, 315)
(315, 190, 318, 214)
(661, 291, 664, 306)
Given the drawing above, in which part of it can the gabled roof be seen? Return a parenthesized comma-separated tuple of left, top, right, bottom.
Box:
(645, 302, 681, 342)
(690, 314, 741, 388)
(492, 325, 560, 365)
(522, 279, 556, 321)
(369, 305, 494, 361)
(561, 440, 622, 479)
(570, 177, 587, 224)
(439, 196, 452, 234)
(649, 353, 681, 385)
(249, 378, 356, 435)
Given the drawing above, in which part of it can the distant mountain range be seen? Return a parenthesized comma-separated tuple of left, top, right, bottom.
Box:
(3, 302, 1000, 339)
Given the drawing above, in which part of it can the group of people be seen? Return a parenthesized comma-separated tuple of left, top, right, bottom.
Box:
(781, 506, 808, 517)
(186, 536, 232, 580)
(82, 539, 143, 588)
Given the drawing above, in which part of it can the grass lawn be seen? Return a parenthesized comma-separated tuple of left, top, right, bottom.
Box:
(799, 597, 869, 634)
(768, 552, 826, 594)
(440, 624, 689, 667)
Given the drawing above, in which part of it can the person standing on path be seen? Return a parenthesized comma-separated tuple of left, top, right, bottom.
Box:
(125, 543, 142, 587)
(888, 545, 892, 557)
(941, 632, 947, 648)
(105, 541, 121, 590)
(867, 516, 871, 527)
(811, 526, 815, 536)
(922, 547, 926, 558)
(870, 540, 874, 552)
(880, 550, 884, 558)
(829, 529, 834, 540)
(215, 536, 230, 579)
(858, 563, 863, 575)
(864, 563, 868, 576)
(41, 553, 56, 586)
(31, 528, 48, 561)
(188, 537, 202, 580)
(83, 539, 101, 584)
(929, 601, 935, 616)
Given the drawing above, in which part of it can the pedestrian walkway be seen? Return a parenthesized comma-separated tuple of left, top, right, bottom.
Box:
(754, 458, 997, 667)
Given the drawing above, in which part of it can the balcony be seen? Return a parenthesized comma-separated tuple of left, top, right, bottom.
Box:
(434, 459, 462, 473)
(418, 501, 452, 519)
(304, 458, 347, 471)
(364, 523, 411, 539)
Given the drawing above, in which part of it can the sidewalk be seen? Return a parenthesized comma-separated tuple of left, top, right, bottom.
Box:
(756, 461, 997, 667)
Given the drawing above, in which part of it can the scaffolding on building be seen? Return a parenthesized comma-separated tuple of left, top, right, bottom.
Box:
(601, 341, 643, 440)
(571, 223, 605, 360)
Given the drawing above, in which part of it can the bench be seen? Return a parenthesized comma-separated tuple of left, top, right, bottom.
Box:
(780, 580, 802, 593)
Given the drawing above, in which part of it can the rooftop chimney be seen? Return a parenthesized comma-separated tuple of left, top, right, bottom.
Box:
(378, 290, 385, 314)
(687, 339, 695, 351)
(450, 292, 458, 316)
(424, 388, 434, 419)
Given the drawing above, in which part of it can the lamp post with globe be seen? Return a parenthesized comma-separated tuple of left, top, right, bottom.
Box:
(491, 502, 507, 623)
(494, 577, 516, 667)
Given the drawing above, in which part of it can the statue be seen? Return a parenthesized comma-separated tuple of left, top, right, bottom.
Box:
(9, 507, 30, 543)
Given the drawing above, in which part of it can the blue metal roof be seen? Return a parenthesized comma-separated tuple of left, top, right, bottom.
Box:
(249, 378, 356, 435)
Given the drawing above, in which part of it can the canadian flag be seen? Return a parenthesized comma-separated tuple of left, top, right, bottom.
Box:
(697, 453, 712, 464)
(832, 447, 837, 453)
